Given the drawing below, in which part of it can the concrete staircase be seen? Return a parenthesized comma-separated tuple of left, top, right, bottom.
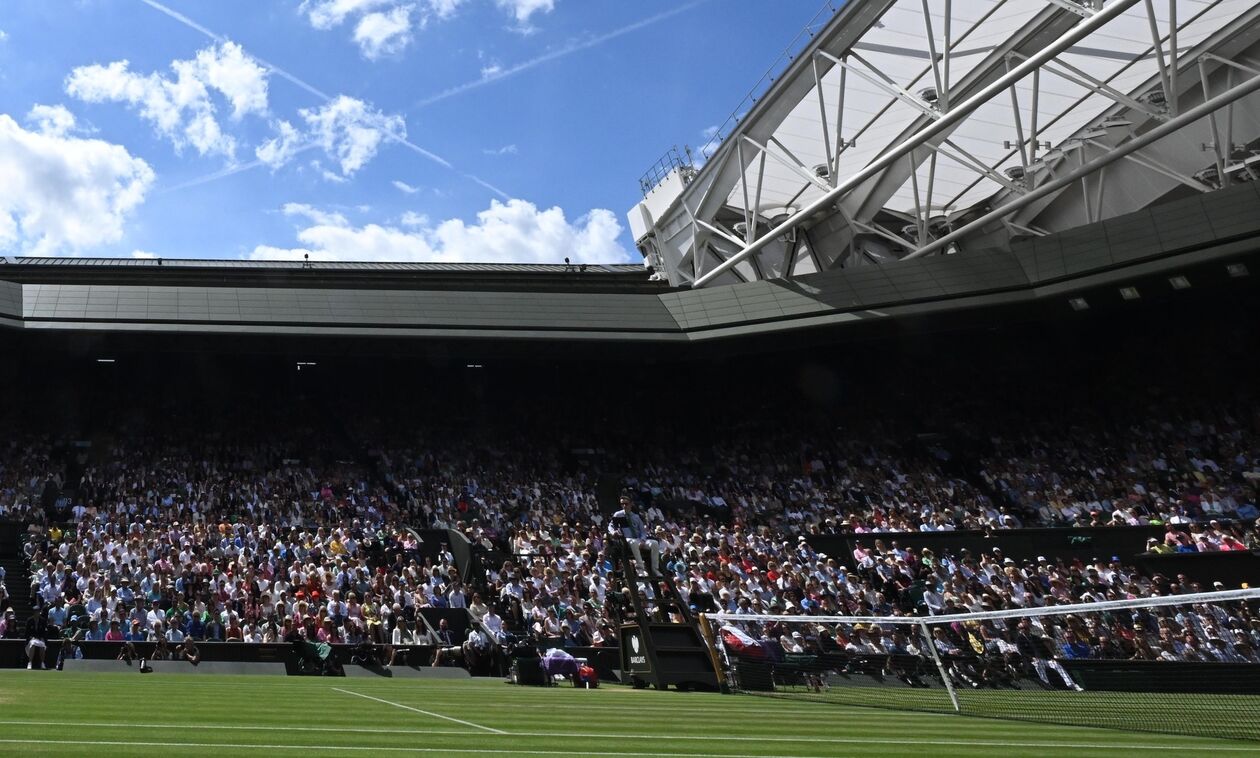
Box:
(0, 522, 32, 624)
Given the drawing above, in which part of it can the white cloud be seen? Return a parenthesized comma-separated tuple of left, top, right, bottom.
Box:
(282, 202, 350, 227)
(482, 143, 517, 156)
(0, 29, 8, 42)
(253, 197, 631, 264)
(192, 42, 269, 118)
(354, 4, 415, 60)
(132, 250, 158, 259)
(480, 63, 502, 79)
(399, 211, 429, 227)
(304, 0, 549, 56)
(256, 120, 303, 169)
(426, 0, 470, 19)
(301, 0, 394, 30)
(392, 179, 419, 194)
(302, 0, 419, 58)
(495, 0, 555, 25)
(300, 95, 404, 178)
(66, 41, 269, 160)
(26, 105, 77, 137)
(0, 111, 154, 255)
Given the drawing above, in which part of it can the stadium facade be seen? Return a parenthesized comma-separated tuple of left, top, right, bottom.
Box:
(1, 178, 1258, 350)
(2, 3, 1259, 354)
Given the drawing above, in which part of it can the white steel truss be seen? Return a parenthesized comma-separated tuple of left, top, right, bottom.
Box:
(628, 0, 1260, 288)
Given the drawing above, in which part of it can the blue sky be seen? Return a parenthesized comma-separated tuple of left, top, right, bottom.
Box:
(0, 0, 825, 264)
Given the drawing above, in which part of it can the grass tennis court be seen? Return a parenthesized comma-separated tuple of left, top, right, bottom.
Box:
(0, 671, 1256, 757)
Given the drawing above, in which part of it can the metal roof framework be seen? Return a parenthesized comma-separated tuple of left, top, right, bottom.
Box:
(635, 0, 1260, 288)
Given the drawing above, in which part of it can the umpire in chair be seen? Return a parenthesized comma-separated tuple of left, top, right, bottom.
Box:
(609, 496, 661, 576)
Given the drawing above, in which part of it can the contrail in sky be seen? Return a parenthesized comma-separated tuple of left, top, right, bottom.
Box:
(138, 0, 331, 101)
(137, 0, 507, 198)
(158, 144, 322, 194)
(138, 0, 711, 197)
(414, 0, 712, 109)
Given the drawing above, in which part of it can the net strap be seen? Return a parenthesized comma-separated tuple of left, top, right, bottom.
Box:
(709, 587, 1260, 626)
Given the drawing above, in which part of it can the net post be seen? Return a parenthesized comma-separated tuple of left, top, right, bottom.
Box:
(918, 619, 960, 713)
(697, 613, 730, 693)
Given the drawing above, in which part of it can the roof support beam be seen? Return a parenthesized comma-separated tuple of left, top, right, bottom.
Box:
(1008, 57, 1031, 170)
(813, 55, 835, 183)
(824, 50, 940, 119)
(1012, 52, 1168, 122)
(693, 0, 1139, 288)
(1201, 53, 1260, 78)
(1043, 0, 1093, 18)
(903, 67, 1260, 260)
(1005, 220, 1048, 237)
(920, 0, 945, 107)
(941, 0, 953, 110)
(1081, 138, 1213, 192)
(737, 140, 753, 239)
(1199, 56, 1230, 188)
(831, 62, 851, 180)
(768, 136, 833, 191)
(1168, 0, 1178, 112)
(938, 139, 1026, 194)
(909, 154, 925, 245)
(1143, 0, 1177, 117)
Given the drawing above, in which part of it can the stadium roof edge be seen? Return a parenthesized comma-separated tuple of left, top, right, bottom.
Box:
(2, 181, 1258, 345)
(0, 256, 645, 274)
(0, 256, 662, 295)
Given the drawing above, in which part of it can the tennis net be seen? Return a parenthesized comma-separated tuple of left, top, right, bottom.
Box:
(704, 588, 1260, 741)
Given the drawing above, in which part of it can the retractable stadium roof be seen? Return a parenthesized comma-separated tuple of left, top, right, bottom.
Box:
(628, 0, 1260, 287)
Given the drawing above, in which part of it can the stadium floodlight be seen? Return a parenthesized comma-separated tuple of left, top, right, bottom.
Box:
(1168, 275, 1191, 290)
(1119, 286, 1140, 301)
(1068, 297, 1089, 311)
(704, 587, 1260, 742)
(1227, 263, 1250, 278)
(95, 358, 116, 364)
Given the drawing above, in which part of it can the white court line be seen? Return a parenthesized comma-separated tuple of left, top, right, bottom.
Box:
(332, 687, 507, 734)
(2, 720, 1257, 752)
(0, 719, 930, 742)
(0, 739, 821, 757)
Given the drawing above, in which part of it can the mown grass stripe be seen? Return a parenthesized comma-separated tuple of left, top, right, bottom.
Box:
(332, 686, 507, 733)
(2, 734, 1258, 755)
(6, 718, 1252, 749)
(2, 670, 1255, 756)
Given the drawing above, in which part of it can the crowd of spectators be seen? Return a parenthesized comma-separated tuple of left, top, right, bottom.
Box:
(0, 437, 57, 522)
(8, 433, 493, 668)
(976, 406, 1260, 531)
(1, 382, 1257, 676)
(376, 400, 1260, 539)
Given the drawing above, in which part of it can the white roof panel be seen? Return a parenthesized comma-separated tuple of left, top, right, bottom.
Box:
(712, 0, 1249, 221)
